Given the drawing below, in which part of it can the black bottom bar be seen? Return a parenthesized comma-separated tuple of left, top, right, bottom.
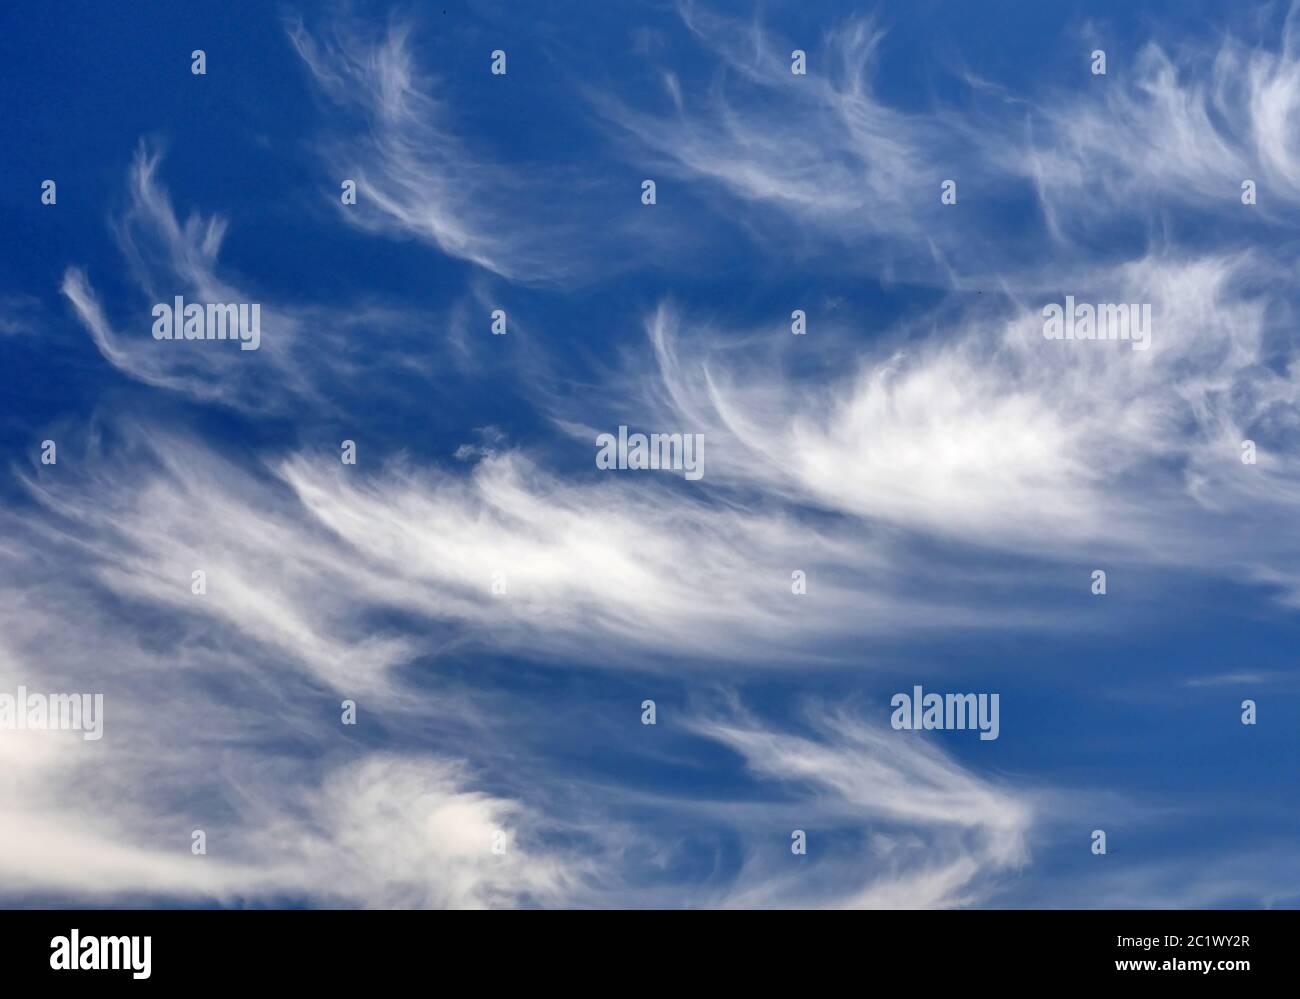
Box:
(0, 909, 1290, 986)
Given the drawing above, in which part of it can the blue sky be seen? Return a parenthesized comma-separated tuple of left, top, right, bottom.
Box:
(1, 0, 1299, 907)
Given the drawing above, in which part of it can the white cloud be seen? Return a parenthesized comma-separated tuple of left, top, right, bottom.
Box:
(594, 7, 949, 250)
(287, 17, 609, 283)
(695, 706, 1032, 908)
(629, 245, 1300, 600)
(21, 422, 1029, 692)
(0, 541, 585, 907)
(60, 144, 429, 414)
(996, 11, 1300, 235)
(60, 144, 311, 412)
(0, 458, 1036, 908)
